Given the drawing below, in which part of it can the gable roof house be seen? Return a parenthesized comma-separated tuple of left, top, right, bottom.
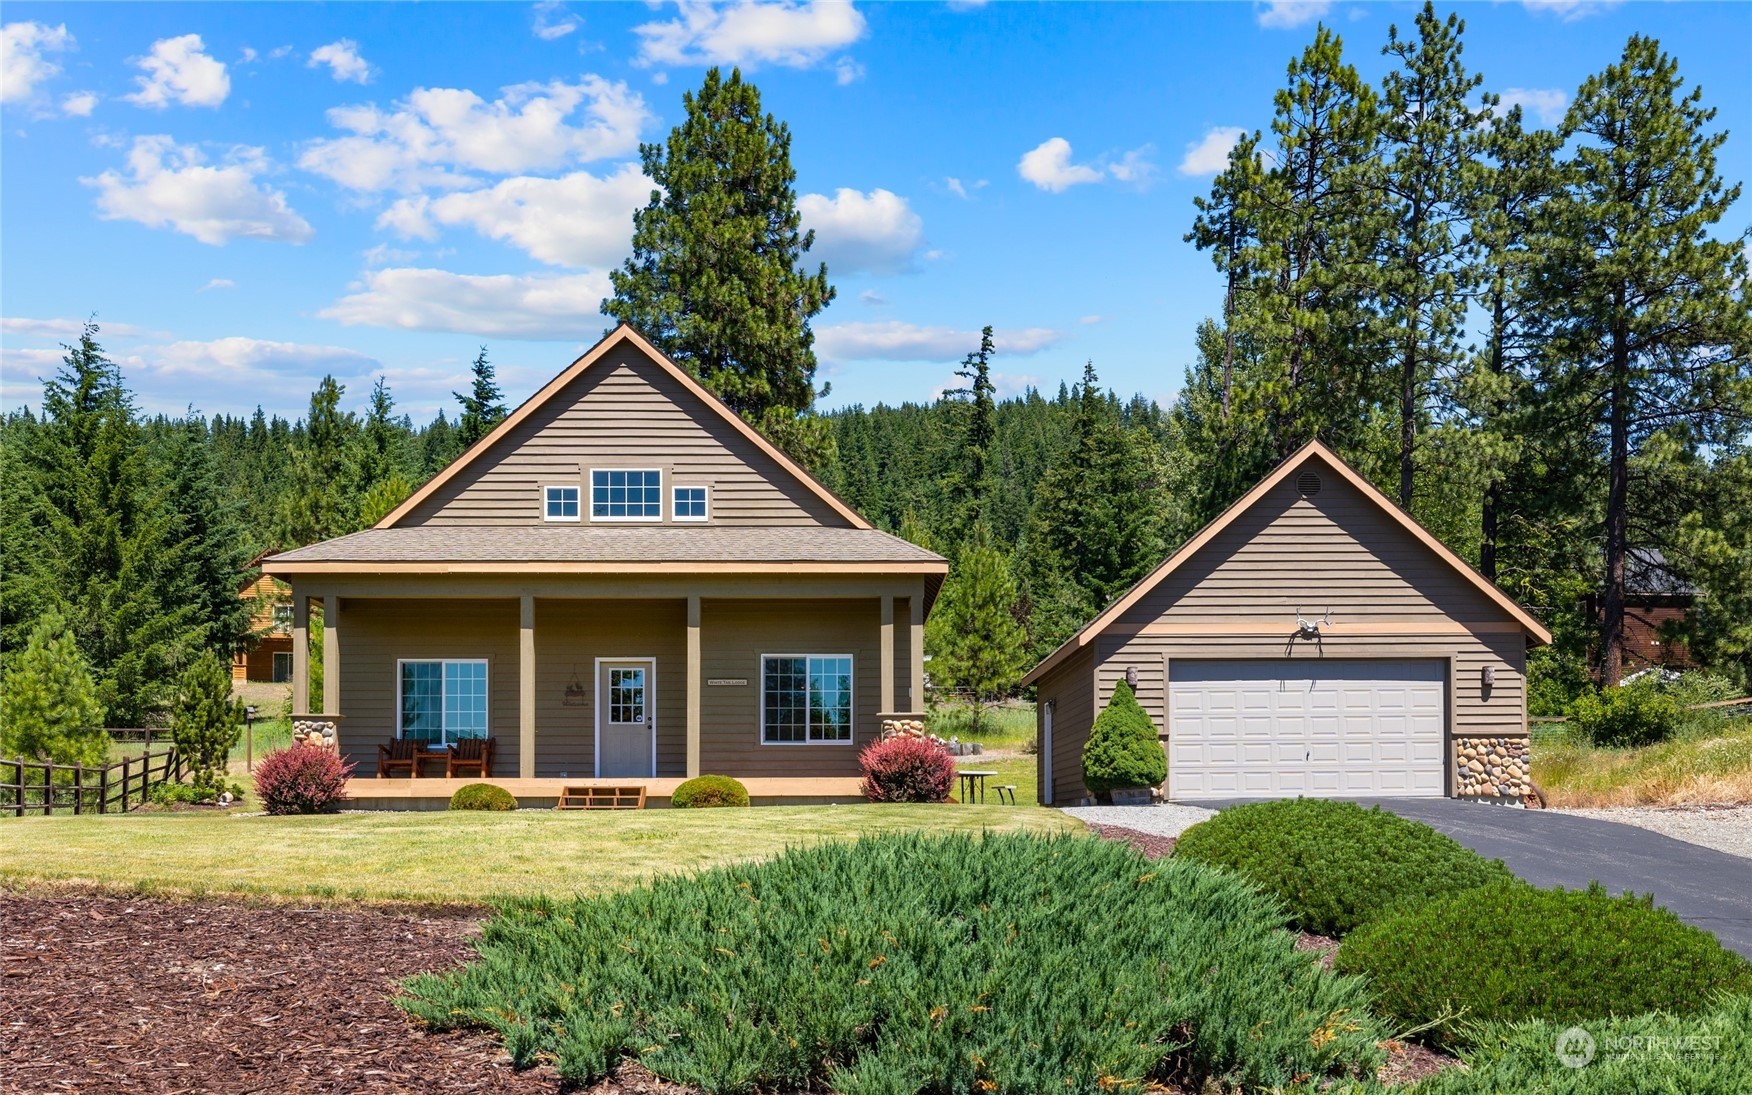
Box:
(264, 325, 946, 806)
(1024, 442, 1550, 806)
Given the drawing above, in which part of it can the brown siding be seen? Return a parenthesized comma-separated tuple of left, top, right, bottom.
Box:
(334, 599, 521, 773)
(399, 341, 850, 527)
(533, 599, 688, 778)
(1036, 647, 1094, 805)
(698, 598, 881, 778)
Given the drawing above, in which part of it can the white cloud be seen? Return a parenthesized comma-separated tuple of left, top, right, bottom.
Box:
(377, 164, 650, 267)
(309, 39, 373, 84)
(1497, 87, 1569, 126)
(815, 321, 1065, 363)
(1108, 145, 1157, 187)
(833, 57, 864, 85)
(85, 135, 314, 246)
(142, 337, 379, 383)
(1177, 126, 1244, 176)
(2, 22, 72, 103)
(1018, 137, 1103, 193)
(533, 1, 584, 40)
(1078, 315, 1105, 326)
(858, 289, 886, 306)
(944, 176, 987, 200)
(798, 188, 923, 276)
(123, 34, 230, 108)
(1521, 0, 1622, 21)
(60, 90, 98, 116)
(199, 278, 236, 291)
(634, 1, 866, 70)
(299, 76, 648, 192)
(1, 316, 158, 339)
(319, 267, 612, 339)
(1256, 2, 1333, 29)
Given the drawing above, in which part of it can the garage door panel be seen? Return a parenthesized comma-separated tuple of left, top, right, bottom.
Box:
(1169, 659, 1445, 800)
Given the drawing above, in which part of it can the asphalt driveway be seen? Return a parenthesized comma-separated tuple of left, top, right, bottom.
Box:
(1187, 797, 1752, 958)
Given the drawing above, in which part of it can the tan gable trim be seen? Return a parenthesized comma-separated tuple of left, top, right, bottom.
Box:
(376, 324, 871, 530)
(1020, 440, 1552, 687)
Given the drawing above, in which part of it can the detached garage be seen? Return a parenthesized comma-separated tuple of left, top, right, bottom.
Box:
(1025, 442, 1551, 805)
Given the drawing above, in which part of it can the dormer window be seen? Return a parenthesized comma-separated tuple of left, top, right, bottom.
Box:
(592, 469, 662, 521)
(544, 485, 580, 522)
(673, 485, 708, 521)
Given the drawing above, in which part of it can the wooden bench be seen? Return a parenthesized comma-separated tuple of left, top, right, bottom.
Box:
(995, 784, 1017, 805)
(446, 737, 495, 779)
(556, 785, 647, 810)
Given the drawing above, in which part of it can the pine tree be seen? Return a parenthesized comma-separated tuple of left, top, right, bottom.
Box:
(162, 416, 253, 656)
(278, 375, 357, 548)
(1532, 36, 1752, 685)
(925, 522, 1027, 732)
(357, 376, 412, 526)
(454, 347, 506, 451)
(605, 67, 836, 467)
(1376, 2, 1489, 508)
(169, 649, 244, 794)
(942, 326, 997, 542)
(0, 609, 106, 766)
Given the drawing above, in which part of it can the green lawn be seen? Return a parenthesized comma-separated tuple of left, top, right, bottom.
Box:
(957, 752, 1039, 807)
(929, 700, 1036, 749)
(0, 805, 1079, 904)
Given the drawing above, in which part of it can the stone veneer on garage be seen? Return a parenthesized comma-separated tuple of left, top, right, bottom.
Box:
(1454, 736, 1530, 798)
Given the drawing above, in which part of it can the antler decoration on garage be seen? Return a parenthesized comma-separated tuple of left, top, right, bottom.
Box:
(1285, 607, 1332, 657)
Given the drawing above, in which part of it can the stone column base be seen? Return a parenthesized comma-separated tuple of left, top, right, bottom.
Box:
(1455, 736, 1529, 798)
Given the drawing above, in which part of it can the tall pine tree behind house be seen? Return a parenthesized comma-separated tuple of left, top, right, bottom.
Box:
(277, 375, 358, 549)
(454, 347, 506, 452)
(942, 326, 998, 544)
(605, 67, 837, 468)
(926, 522, 1028, 732)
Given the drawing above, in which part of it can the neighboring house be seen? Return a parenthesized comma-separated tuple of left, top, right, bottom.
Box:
(232, 564, 294, 683)
(1024, 442, 1551, 805)
(262, 325, 945, 794)
(1587, 547, 1698, 674)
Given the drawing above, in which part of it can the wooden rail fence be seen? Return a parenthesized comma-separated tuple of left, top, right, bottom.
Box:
(2, 747, 183, 817)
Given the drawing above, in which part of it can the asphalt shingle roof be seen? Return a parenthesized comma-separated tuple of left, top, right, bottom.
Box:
(267, 525, 945, 566)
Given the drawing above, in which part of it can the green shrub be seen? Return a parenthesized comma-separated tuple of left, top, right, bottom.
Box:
(402, 833, 1386, 1093)
(449, 783, 517, 811)
(1174, 798, 1516, 937)
(1410, 994, 1752, 1094)
(1337, 882, 1752, 1050)
(170, 650, 245, 794)
(1569, 679, 1681, 747)
(670, 774, 750, 808)
(1081, 681, 1165, 796)
(150, 782, 199, 806)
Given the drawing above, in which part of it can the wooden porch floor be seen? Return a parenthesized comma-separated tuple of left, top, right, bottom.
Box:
(344, 776, 866, 810)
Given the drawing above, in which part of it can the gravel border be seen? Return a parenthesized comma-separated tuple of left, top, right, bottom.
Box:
(1058, 803, 1216, 838)
(1550, 805, 1752, 861)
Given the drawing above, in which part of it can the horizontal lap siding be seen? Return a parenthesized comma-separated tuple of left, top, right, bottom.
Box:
(334, 599, 520, 772)
(400, 343, 847, 527)
(1037, 648, 1094, 805)
(700, 599, 879, 778)
(533, 599, 688, 778)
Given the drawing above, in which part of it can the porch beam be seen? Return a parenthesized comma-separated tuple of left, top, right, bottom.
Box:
(520, 594, 536, 779)
(909, 588, 925, 711)
(879, 595, 895, 713)
(686, 594, 701, 778)
(321, 594, 340, 714)
(291, 594, 310, 713)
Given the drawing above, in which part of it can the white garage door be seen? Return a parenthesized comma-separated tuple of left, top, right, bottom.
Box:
(1168, 659, 1446, 799)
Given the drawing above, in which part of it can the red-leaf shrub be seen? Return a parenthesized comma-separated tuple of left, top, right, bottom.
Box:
(254, 744, 355, 815)
(859, 736, 956, 803)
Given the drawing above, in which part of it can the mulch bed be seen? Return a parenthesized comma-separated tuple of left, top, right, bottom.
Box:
(0, 891, 693, 1095)
(1085, 824, 1177, 859)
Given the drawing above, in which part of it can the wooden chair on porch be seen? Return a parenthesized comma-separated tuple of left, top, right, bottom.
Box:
(377, 739, 421, 778)
(447, 737, 495, 779)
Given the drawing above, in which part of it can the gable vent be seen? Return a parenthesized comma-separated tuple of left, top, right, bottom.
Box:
(1297, 471, 1323, 498)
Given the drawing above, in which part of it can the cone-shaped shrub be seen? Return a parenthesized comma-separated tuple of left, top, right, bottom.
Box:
(1082, 680, 1165, 796)
(254, 744, 354, 815)
(450, 783, 517, 811)
(859, 735, 955, 802)
(671, 774, 750, 807)
(401, 833, 1386, 1093)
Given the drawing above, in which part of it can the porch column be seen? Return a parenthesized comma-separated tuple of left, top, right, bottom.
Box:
(909, 589, 925, 710)
(520, 594, 535, 779)
(686, 594, 701, 777)
(321, 595, 340, 714)
(879, 595, 895, 713)
(291, 594, 310, 713)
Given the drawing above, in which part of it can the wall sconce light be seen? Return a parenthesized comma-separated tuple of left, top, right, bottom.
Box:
(1483, 665, 1497, 688)
(1126, 666, 1139, 688)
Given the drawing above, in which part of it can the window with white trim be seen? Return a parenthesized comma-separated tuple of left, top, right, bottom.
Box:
(544, 485, 580, 521)
(591, 469, 662, 520)
(673, 485, 708, 521)
(399, 660, 488, 745)
(762, 655, 853, 743)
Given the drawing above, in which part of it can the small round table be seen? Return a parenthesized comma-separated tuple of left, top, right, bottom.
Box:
(956, 769, 998, 804)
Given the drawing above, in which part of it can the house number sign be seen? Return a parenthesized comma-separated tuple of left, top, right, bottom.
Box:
(706, 678, 748, 687)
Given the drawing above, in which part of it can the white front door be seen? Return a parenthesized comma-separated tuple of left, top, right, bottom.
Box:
(1168, 659, 1446, 799)
(597, 659, 654, 778)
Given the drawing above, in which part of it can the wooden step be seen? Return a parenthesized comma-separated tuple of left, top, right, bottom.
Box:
(555, 785, 647, 810)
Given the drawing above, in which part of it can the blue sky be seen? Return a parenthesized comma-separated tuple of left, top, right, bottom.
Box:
(3, 1, 1748, 422)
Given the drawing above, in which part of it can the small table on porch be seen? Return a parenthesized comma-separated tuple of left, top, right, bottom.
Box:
(957, 769, 998, 804)
(415, 747, 453, 777)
